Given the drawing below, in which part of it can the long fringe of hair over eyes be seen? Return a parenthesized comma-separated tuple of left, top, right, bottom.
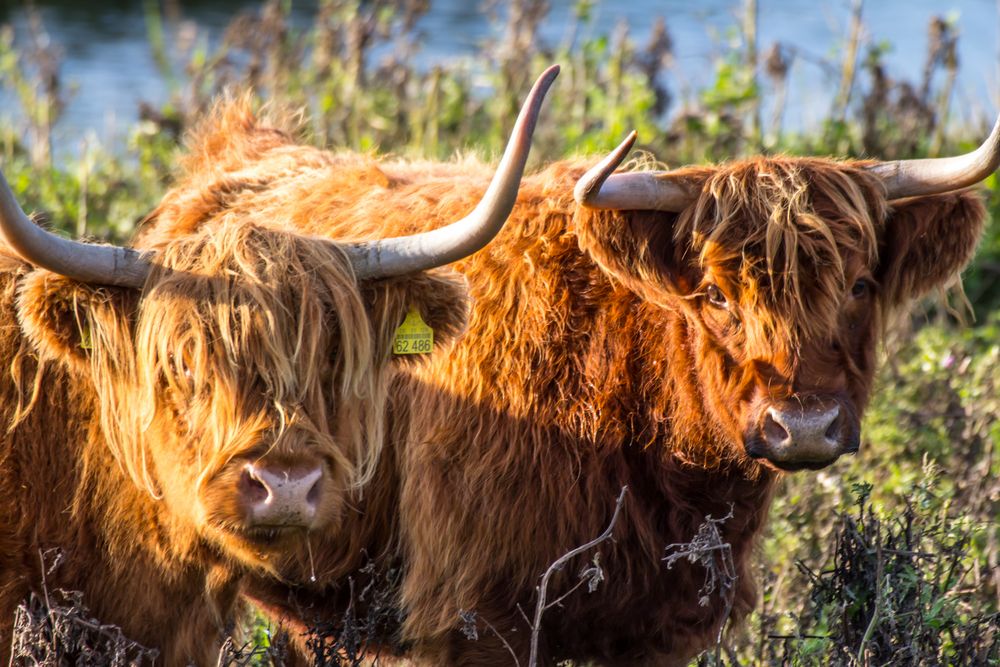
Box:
(88, 222, 386, 496)
(678, 158, 884, 345)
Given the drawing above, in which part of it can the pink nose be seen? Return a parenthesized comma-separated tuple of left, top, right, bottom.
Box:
(762, 404, 843, 462)
(239, 463, 322, 528)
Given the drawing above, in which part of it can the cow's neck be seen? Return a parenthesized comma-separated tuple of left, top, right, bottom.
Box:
(586, 278, 776, 511)
(555, 247, 778, 637)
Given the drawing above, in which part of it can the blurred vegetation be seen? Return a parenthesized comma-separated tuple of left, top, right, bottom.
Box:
(734, 320, 1000, 665)
(0, 0, 998, 665)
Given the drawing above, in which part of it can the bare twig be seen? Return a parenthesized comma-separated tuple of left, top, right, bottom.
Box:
(10, 551, 159, 665)
(460, 609, 522, 667)
(856, 546, 885, 665)
(663, 505, 738, 662)
(528, 486, 628, 667)
(38, 549, 57, 656)
(544, 554, 601, 611)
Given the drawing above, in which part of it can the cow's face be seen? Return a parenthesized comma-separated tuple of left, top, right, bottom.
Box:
(17, 223, 467, 568)
(579, 158, 985, 472)
(681, 161, 885, 472)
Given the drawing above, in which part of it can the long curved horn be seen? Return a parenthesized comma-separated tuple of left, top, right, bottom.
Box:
(573, 132, 697, 212)
(0, 169, 150, 288)
(345, 65, 559, 279)
(867, 112, 1000, 199)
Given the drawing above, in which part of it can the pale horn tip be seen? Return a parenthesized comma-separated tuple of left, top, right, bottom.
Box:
(574, 131, 639, 207)
(346, 64, 559, 279)
(870, 109, 1000, 199)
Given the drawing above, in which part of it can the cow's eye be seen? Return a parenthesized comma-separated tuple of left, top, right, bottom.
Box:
(850, 279, 869, 299)
(705, 284, 728, 308)
(171, 353, 194, 381)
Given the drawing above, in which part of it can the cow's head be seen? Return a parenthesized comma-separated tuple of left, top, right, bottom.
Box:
(13, 226, 472, 567)
(576, 126, 993, 473)
(4, 67, 557, 567)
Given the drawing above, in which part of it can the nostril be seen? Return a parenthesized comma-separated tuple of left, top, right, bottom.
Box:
(240, 465, 271, 504)
(306, 476, 321, 507)
(825, 413, 842, 441)
(241, 463, 324, 528)
(763, 410, 789, 445)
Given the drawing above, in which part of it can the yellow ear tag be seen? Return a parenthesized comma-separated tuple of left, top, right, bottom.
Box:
(79, 322, 93, 351)
(393, 307, 433, 355)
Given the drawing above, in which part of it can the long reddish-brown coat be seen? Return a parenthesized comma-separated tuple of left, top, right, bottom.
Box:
(246, 139, 985, 664)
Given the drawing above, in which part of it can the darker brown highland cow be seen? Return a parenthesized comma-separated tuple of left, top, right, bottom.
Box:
(0, 70, 557, 665)
(245, 119, 995, 663)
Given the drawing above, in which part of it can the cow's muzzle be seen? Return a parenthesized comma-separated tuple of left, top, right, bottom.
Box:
(744, 397, 860, 471)
(238, 462, 323, 529)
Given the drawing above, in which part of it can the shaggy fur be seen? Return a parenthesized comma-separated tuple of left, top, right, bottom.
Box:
(239, 110, 987, 664)
(0, 99, 468, 665)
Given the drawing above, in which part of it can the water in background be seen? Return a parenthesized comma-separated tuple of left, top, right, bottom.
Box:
(1, 0, 997, 150)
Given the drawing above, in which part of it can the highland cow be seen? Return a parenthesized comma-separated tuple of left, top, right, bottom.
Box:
(0, 69, 558, 665)
(246, 115, 996, 664)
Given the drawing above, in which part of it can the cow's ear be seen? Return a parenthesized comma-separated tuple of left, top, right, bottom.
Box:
(16, 270, 137, 375)
(876, 189, 987, 309)
(575, 207, 691, 306)
(363, 268, 469, 364)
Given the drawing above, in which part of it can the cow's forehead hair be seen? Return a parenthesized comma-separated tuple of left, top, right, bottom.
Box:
(139, 222, 368, 387)
(102, 221, 385, 493)
(675, 157, 886, 341)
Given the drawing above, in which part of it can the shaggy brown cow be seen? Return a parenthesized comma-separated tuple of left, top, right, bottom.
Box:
(245, 116, 996, 664)
(0, 69, 557, 664)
